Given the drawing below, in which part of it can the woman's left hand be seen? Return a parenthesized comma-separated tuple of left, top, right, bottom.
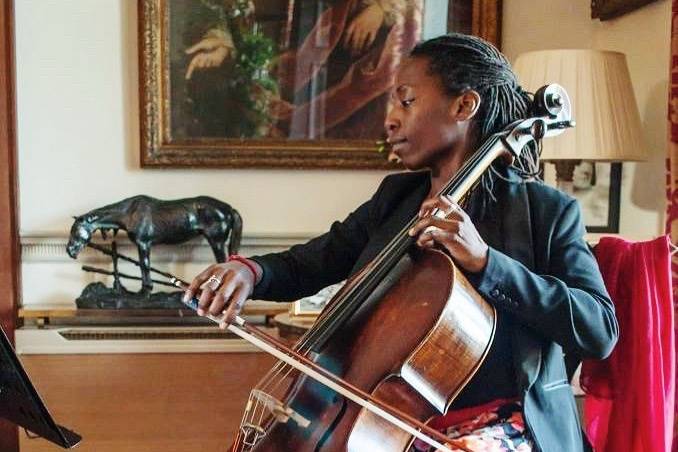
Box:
(408, 196, 489, 273)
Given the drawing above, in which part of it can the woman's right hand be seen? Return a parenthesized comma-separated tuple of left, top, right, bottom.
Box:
(183, 260, 261, 328)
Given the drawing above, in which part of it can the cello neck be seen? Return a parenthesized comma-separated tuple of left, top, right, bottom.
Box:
(304, 132, 511, 352)
(436, 132, 509, 203)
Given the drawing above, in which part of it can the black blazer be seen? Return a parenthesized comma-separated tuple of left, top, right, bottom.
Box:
(252, 169, 618, 452)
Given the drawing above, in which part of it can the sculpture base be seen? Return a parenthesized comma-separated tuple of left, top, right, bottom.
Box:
(75, 282, 185, 310)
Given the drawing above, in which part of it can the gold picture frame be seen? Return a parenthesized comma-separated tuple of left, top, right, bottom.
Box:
(139, 0, 502, 169)
(591, 0, 659, 20)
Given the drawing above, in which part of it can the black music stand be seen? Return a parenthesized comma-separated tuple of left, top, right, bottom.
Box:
(0, 327, 81, 448)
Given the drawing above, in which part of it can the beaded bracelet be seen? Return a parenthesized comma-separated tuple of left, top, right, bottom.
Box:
(227, 254, 259, 284)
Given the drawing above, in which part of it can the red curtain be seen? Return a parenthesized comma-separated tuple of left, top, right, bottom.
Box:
(669, 2, 678, 448)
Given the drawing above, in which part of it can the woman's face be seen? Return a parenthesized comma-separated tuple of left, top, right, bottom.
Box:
(384, 56, 469, 171)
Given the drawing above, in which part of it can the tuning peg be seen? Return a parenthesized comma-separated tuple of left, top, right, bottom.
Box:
(548, 120, 576, 130)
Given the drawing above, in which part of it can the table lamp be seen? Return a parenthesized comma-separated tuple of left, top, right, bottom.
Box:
(512, 49, 647, 193)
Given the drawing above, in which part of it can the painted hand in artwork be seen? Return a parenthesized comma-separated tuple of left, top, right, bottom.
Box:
(409, 196, 489, 274)
(343, 3, 385, 55)
(185, 29, 234, 80)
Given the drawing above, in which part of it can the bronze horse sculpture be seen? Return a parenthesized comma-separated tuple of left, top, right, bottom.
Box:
(67, 195, 242, 293)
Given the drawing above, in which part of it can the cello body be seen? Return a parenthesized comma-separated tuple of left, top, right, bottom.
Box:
(247, 248, 495, 451)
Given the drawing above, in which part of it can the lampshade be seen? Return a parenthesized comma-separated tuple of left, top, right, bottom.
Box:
(512, 49, 647, 161)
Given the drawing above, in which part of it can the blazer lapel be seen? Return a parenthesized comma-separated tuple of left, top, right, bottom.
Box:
(501, 176, 542, 390)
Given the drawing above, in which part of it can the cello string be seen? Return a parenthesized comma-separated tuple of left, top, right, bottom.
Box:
(256, 268, 387, 389)
(169, 281, 294, 436)
(236, 137, 508, 426)
(300, 135, 504, 348)
(232, 133, 509, 442)
(248, 136, 506, 407)
(247, 396, 264, 450)
(248, 324, 323, 404)
(250, 393, 266, 440)
(237, 393, 253, 451)
(161, 132, 510, 452)
(251, 281, 379, 416)
(255, 392, 267, 437)
(255, 273, 370, 391)
(252, 313, 322, 390)
(255, 136, 504, 396)
(307, 136, 501, 334)
(231, 316, 468, 452)
(241, 124, 536, 446)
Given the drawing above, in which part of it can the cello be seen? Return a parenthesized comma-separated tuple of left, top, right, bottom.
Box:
(177, 84, 573, 452)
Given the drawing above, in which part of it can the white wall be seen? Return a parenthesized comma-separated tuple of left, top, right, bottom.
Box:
(15, 0, 386, 305)
(504, 0, 670, 239)
(15, 0, 671, 306)
(15, 0, 385, 238)
(503, 1, 595, 56)
(591, 1, 670, 237)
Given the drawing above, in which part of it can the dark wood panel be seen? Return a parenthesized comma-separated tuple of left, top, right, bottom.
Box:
(0, 0, 20, 450)
(0, 0, 18, 339)
(591, 0, 659, 20)
(19, 353, 277, 452)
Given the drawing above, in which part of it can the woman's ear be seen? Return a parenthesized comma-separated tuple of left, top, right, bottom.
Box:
(450, 90, 481, 121)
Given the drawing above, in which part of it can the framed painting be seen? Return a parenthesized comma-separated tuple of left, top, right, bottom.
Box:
(591, 0, 659, 20)
(571, 161, 622, 233)
(543, 161, 622, 233)
(139, 0, 502, 169)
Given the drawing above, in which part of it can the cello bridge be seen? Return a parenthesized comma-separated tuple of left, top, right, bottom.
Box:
(248, 389, 311, 428)
(239, 423, 266, 448)
(235, 389, 311, 450)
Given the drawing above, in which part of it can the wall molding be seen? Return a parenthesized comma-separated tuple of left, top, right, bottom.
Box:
(15, 327, 262, 354)
(21, 232, 315, 263)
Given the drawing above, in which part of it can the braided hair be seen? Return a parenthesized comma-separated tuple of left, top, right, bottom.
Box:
(410, 33, 540, 210)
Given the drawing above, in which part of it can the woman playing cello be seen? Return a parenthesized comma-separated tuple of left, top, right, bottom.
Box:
(184, 33, 618, 451)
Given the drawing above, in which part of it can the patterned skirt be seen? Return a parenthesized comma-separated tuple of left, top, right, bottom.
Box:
(410, 399, 533, 452)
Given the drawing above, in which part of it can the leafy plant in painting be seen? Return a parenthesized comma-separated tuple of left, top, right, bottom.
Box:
(183, 0, 278, 138)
